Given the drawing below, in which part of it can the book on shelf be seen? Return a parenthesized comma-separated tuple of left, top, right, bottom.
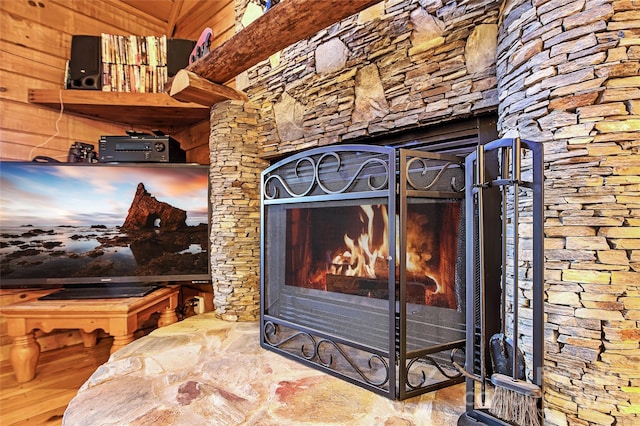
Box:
(100, 34, 169, 93)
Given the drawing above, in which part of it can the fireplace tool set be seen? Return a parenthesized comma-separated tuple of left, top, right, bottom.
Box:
(457, 138, 544, 426)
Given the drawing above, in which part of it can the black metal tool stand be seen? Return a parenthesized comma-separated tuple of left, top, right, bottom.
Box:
(457, 138, 544, 425)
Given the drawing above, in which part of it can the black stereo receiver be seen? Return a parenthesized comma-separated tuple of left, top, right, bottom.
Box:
(99, 131, 186, 163)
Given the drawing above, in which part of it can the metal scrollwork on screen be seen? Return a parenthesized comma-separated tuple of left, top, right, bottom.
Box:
(263, 321, 316, 360)
(263, 321, 390, 388)
(316, 338, 389, 387)
(405, 353, 464, 390)
(263, 151, 389, 200)
(405, 157, 465, 193)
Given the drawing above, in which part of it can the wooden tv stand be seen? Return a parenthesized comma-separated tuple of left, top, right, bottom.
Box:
(1, 286, 179, 382)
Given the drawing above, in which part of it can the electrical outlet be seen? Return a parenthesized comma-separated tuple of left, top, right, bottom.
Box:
(194, 296, 205, 314)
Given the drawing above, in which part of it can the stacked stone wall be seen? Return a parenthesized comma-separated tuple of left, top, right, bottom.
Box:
(208, 100, 267, 322)
(236, 0, 502, 157)
(496, 0, 639, 425)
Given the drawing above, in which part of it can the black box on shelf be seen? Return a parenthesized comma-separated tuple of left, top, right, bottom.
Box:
(99, 131, 186, 163)
(67, 35, 102, 90)
(167, 38, 196, 77)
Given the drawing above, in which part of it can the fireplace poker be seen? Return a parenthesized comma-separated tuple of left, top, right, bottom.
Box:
(489, 138, 542, 426)
(501, 147, 509, 346)
(475, 144, 488, 405)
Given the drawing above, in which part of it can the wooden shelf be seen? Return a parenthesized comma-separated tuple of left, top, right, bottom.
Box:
(28, 89, 210, 132)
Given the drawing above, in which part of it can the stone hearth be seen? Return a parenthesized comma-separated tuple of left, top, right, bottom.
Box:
(64, 314, 467, 425)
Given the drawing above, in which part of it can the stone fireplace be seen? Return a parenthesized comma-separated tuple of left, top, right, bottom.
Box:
(207, 0, 639, 424)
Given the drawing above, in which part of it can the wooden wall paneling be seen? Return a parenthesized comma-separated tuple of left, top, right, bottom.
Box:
(205, 2, 235, 49)
(2, 0, 159, 44)
(0, 54, 67, 88)
(2, 0, 228, 163)
(173, 119, 210, 164)
(172, 0, 225, 36)
(187, 147, 212, 165)
(2, 102, 129, 142)
(116, 0, 175, 26)
(0, 1, 171, 162)
(0, 71, 59, 103)
(0, 41, 67, 83)
(0, 130, 74, 161)
(0, 0, 161, 156)
(166, 0, 185, 36)
(169, 0, 198, 30)
(55, 0, 166, 35)
(173, 0, 233, 40)
(0, 102, 72, 151)
(63, 110, 143, 139)
(0, 9, 70, 60)
(0, 102, 129, 161)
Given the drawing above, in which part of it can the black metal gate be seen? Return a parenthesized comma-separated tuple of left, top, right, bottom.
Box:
(260, 145, 467, 400)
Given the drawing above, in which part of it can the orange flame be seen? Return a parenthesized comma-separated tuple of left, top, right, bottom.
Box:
(329, 205, 389, 278)
(304, 203, 455, 309)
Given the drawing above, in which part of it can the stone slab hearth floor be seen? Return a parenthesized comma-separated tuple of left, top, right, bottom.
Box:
(64, 312, 467, 425)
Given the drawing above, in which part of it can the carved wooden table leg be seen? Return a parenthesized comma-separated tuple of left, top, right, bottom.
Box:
(158, 306, 178, 327)
(10, 332, 40, 383)
(79, 329, 99, 348)
(111, 333, 135, 354)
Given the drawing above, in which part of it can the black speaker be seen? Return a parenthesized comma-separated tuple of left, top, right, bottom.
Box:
(67, 35, 102, 90)
(167, 39, 196, 77)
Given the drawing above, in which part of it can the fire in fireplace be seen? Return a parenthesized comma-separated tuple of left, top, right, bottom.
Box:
(261, 145, 467, 400)
(286, 202, 460, 309)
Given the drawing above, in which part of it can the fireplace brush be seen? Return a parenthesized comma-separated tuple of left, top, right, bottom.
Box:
(488, 139, 541, 426)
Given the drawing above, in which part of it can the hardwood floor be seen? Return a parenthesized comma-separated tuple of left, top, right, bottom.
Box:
(0, 337, 112, 425)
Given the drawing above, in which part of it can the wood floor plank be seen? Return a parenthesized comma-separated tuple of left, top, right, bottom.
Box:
(0, 338, 112, 426)
(1, 339, 111, 398)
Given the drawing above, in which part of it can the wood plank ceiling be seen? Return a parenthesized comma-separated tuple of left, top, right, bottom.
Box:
(117, 0, 235, 44)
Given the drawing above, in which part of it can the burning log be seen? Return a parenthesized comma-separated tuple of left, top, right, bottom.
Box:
(325, 274, 452, 307)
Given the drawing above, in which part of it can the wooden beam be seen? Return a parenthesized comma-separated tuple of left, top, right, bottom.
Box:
(169, 69, 249, 106)
(186, 0, 381, 84)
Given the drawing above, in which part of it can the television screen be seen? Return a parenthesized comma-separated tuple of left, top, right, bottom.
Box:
(0, 162, 210, 288)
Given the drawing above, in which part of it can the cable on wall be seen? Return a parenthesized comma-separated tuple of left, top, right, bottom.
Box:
(28, 89, 65, 161)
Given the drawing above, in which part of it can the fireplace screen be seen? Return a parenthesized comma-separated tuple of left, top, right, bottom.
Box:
(261, 145, 466, 399)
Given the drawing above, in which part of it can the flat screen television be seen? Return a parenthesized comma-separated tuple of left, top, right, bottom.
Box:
(0, 161, 210, 296)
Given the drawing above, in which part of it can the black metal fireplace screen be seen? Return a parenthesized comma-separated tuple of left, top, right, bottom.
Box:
(260, 145, 467, 400)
